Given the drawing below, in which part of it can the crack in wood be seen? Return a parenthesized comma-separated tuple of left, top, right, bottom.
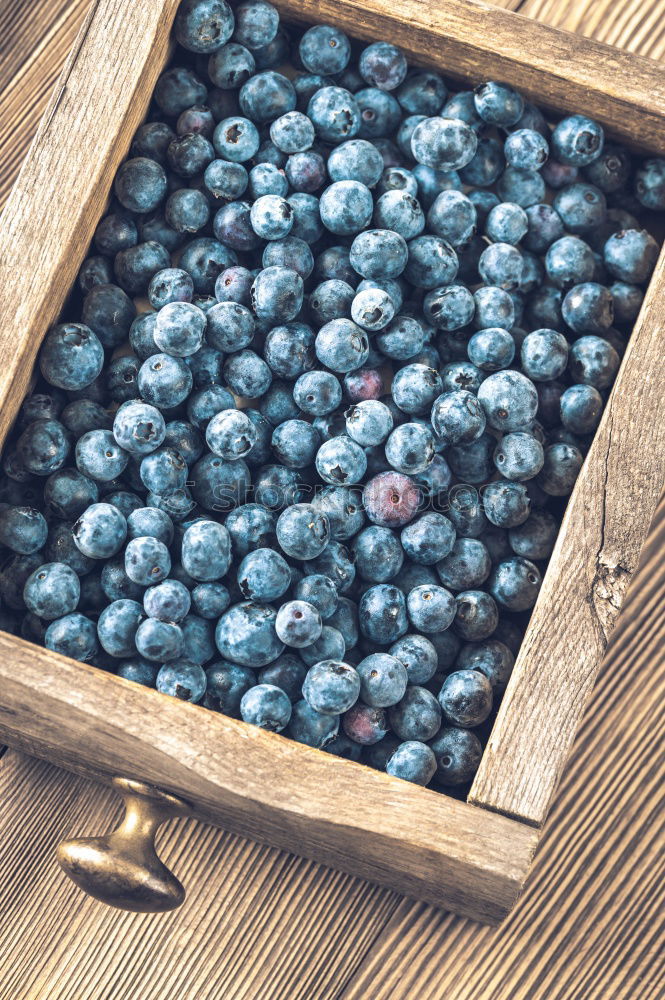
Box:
(590, 409, 631, 642)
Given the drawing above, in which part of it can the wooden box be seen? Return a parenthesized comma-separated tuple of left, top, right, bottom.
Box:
(0, 0, 663, 925)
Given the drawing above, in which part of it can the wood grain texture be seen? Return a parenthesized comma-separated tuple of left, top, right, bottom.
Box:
(0, 0, 91, 209)
(0, 0, 664, 995)
(0, 0, 178, 445)
(469, 245, 665, 825)
(0, 632, 538, 924)
(521, 0, 665, 60)
(274, 0, 665, 152)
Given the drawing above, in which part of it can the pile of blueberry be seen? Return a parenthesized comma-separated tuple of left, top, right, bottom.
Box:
(1, 0, 662, 792)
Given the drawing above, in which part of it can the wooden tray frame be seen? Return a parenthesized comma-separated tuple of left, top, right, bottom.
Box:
(0, 0, 663, 924)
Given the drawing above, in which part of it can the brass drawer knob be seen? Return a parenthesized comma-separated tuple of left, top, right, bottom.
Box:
(56, 777, 191, 912)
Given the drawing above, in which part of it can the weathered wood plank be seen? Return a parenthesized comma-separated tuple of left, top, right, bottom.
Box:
(469, 248, 665, 826)
(0, 632, 537, 924)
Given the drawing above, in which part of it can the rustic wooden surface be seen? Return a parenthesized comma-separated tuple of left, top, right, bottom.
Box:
(0, 0, 664, 997)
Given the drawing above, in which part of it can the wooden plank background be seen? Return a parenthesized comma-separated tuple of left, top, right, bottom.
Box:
(0, 1, 663, 997)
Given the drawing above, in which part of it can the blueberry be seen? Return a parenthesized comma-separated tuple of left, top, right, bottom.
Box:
(154, 66, 208, 116)
(477, 370, 538, 432)
(508, 509, 558, 561)
(497, 167, 545, 208)
(411, 116, 477, 172)
(473, 80, 523, 126)
(40, 323, 104, 392)
(204, 410, 256, 462)
(603, 228, 658, 285)
(504, 128, 549, 170)
(456, 638, 515, 693)
(112, 402, 166, 458)
(472, 286, 515, 331)
(232, 0, 279, 49)
(290, 698, 339, 747)
(634, 157, 665, 210)
(386, 741, 436, 785)
(117, 659, 158, 686)
(174, 0, 234, 53)
(16, 419, 70, 476)
(389, 686, 441, 741)
(95, 211, 139, 253)
(74, 430, 127, 483)
(341, 703, 387, 745)
(204, 660, 255, 714)
(137, 354, 194, 409)
(0, 506, 48, 554)
(275, 599, 322, 648)
(236, 547, 290, 603)
(424, 284, 475, 331)
(251, 266, 304, 325)
(359, 584, 407, 644)
(97, 599, 144, 657)
(181, 520, 231, 581)
(554, 183, 607, 234)
(439, 668, 493, 728)
(348, 525, 400, 583)
(293, 575, 337, 621)
(134, 616, 184, 662)
(156, 660, 207, 702)
(429, 727, 482, 786)
(344, 402, 393, 449)
(326, 139, 383, 187)
(124, 536, 171, 586)
(375, 314, 426, 361)
(431, 390, 486, 445)
(493, 431, 544, 482)
(301, 658, 359, 715)
(453, 589, 498, 641)
(23, 562, 80, 620)
(569, 334, 620, 388)
(274, 503, 329, 560)
(314, 318, 369, 374)
(44, 468, 99, 520)
(388, 636, 436, 686)
(73, 503, 127, 559)
(143, 580, 191, 622)
(298, 626, 346, 667)
(190, 582, 230, 620)
(285, 370, 335, 420)
(239, 682, 293, 730)
(114, 157, 167, 214)
(139, 447, 188, 496)
(551, 114, 604, 166)
(164, 188, 211, 234)
(349, 229, 408, 281)
(362, 471, 420, 529)
(385, 422, 434, 475)
(45, 521, 95, 576)
(272, 419, 321, 469)
(560, 383, 603, 434)
(354, 653, 406, 708)
(263, 238, 314, 281)
(468, 328, 515, 371)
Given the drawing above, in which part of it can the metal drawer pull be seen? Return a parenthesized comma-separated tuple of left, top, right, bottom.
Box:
(56, 777, 191, 912)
